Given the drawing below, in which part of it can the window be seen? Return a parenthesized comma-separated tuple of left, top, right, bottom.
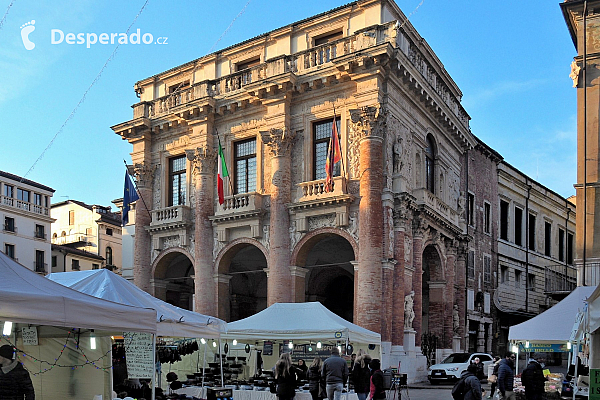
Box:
(313, 118, 341, 180)
(484, 202, 491, 234)
(483, 255, 491, 284)
(236, 57, 260, 71)
(34, 193, 42, 206)
(86, 227, 92, 236)
(35, 250, 45, 273)
(500, 200, 509, 240)
(515, 270, 522, 289)
(4, 217, 15, 233)
(71, 259, 80, 271)
(559, 228, 565, 262)
(501, 265, 509, 284)
(106, 228, 113, 236)
(105, 247, 113, 266)
(567, 232, 574, 265)
(4, 184, 14, 198)
(44, 196, 49, 208)
(314, 30, 343, 46)
(528, 273, 535, 292)
(4, 244, 15, 259)
(35, 224, 45, 239)
(17, 188, 29, 202)
(514, 207, 523, 246)
(234, 138, 257, 194)
(169, 155, 186, 206)
(52, 256, 57, 269)
(69, 210, 75, 225)
(544, 222, 552, 257)
(467, 250, 475, 280)
(92, 263, 99, 270)
(468, 193, 475, 226)
(528, 214, 536, 251)
(52, 233, 57, 239)
(168, 80, 189, 94)
(425, 136, 435, 193)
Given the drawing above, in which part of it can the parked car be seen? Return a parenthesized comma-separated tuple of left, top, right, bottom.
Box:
(427, 352, 493, 383)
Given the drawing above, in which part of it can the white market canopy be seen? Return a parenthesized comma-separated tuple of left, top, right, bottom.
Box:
(508, 285, 596, 344)
(584, 284, 600, 333)
(223, 302, 381, 345)
(0, 251, 156, 333)
(47, 269, 226, 338)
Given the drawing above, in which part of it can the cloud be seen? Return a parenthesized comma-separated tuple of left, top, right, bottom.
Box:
(463, 79, 546, 108)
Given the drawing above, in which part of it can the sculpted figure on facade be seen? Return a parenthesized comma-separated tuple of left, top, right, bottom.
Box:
(289, 220, 302, 250)
(393, 136, 403, 174)
(348, 123, 361, 179)
(347, 211, 359, 241)
(404, 291, 415, 329)
(213, 232, 225, 260)
(452, 304, 460, 334)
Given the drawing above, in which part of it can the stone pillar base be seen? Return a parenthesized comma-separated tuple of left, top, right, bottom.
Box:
(404, 329, 416, 354)
(453, 336, 462, 352)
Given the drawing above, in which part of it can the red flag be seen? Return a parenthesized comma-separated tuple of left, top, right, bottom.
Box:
(324, 115, 341, 192)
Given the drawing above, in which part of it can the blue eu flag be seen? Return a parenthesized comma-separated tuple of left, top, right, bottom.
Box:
(123, 171, 139, 226)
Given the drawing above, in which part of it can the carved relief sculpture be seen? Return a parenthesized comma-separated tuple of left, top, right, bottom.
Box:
(130, 162, 158, 189)
(569, 59, 581, 88)
(260, 128, 295, 158)
(186, 146, 217, 175)
(393, 136, 403, 174)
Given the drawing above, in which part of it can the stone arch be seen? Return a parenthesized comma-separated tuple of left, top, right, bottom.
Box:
(151, 247, 195, 310)
(421, 243, 446, 340)
(151, 246, 195, 279)
(291, 227, 358, 267)
(215, 238, 268, 322)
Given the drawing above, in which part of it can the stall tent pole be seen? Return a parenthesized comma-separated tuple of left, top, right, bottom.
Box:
(202, 341, 207, 387)
(515, 345, 519, 375)
(152, 334, 156, 400)
(219, 339, 224, 386)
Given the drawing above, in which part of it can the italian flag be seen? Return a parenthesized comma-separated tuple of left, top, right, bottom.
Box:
(218, 142, 229, 205)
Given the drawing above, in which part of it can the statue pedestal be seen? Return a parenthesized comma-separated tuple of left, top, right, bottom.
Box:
(404, 329, 416, 355)
(453, 336, 462, 352)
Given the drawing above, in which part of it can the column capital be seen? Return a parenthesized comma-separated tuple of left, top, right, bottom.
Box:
(382, 259, 396, 271)
(128, 162, 157, 189)
(349, 105, 387, 141)
(260, 128, 295, 157)
(289, 266, 309, 278)
(350, 261, 359, 271)
(412, 218, 427, 238)
(186, 146, 216, 176)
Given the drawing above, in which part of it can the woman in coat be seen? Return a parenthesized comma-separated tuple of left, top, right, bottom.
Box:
(308, 357, 323, 400)
(369, 359, 386, 400)
(275, 353, 299, 400)
(351, 352, 372, 400)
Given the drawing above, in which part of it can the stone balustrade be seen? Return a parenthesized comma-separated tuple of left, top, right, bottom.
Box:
(1, 195, 49, 216)
(413, 188, 458, 226)
(52, 234, 89, 245)
(214, 192, 263, 216)
(297, 176, 347, 202)
(150, 205, 191, 227)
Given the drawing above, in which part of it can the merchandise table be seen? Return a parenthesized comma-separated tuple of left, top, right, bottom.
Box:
(175, 387, 359, 400)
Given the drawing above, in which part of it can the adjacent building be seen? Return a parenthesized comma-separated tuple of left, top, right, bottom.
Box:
(0, 171, 55, 273)
(50, 200, 122, 273)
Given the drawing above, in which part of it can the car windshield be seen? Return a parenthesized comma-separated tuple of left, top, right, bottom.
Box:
(440, 353, 470, 364)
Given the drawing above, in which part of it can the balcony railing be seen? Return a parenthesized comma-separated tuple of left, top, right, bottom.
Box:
(3, 225, 17, 234)
(579, 263, 600, 287)
(34, 262, 47, 274)
(34, 231, 47, 240)
(150, 205, 191, 227)
(296, 176, 347, 202)
(52, 234, 89, 245)
(214, 192, 264, 216)
(1, 195, 50, 216)
(545, 264, 577, 294)
(413, 188, 459, 226)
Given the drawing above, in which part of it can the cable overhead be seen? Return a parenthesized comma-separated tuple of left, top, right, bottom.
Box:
(0, 0, 16, 31)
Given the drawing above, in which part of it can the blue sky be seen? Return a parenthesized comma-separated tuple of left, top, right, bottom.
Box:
(0, 0, 577, 209)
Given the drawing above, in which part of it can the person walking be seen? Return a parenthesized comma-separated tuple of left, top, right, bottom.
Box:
(308, 358, 324, 400)
(459, 364, 483, 400)
(487, 356, 501, 399)
(497, 352, 516, 400)
(521, 355, 547, 400)
(368, 359, 386, 400)
(321, 347, 349, 400)
(0, 344, 35, 400)
(351, 352, 372, 400)
(275, 352, 300, 400)
(472, 358, 485, 381)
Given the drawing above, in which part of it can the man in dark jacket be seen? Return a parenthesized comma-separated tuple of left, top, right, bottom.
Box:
(0, 344, 35, 400)
(322, 347, 349, 400)
(497, 352, 516, 400)
(521, 355, 547, 400)
(459, 364, 483, 400)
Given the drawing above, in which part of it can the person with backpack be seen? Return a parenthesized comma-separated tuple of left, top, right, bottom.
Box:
(497, 352, 516, 400)
(521, 354, 547, 400)
(452, 364, 482, 400)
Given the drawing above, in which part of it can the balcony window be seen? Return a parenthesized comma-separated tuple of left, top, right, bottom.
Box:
(17, 188, 29, 202)
(528, 273, 535, 292)
(168, 80, 189, 94)
(501, 265, 508, 284)
(4, 217, 15, 233)
(528, 214, 536, 251)
(234, 138, 257, 194)
(314, 30, 343, 46)
(514, 207, 523, 246)
(515, 270, 522, 289)
(500, 200, 509, 240)
(559, 228, 565, 262)
(236, 57, 260, 72)
(483, 255, 491, 284)
(4, 184, 14, 198)
(69, 210, 75, 225)
(106, 246, 113, 266)
(567, 232, 574, 265)
(92, 263, 99, 270)
(35, 224, 45, 239)
(484, 202, 491, 233)
(4, 244, 15, 259)
(467, 250, 475, 280)
(313, 118, 341, 180)
(169, 155, 186, 206)
(425, 135, 435, 193)
(545, 221, 552, 257)
(34, 193, 42, 206)
(35, 250, 45, 273)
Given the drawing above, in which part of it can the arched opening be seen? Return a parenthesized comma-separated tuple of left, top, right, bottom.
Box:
(153, 250, 194, 310)
(218, 242, 267, 322)
(422, 244, 445, 340)
(298, 232, 355, 322)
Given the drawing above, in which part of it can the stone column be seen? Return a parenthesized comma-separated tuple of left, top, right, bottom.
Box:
(455, 245, 467, 350)
(290, 266, 309, 303)
(351, 261, 359, 323)
(351, 106, 386, 333)
(131, 162, 156, 294)
(214, 273, 232, 321)
(381, 260, 396, 342)
(187, 146, 217, 316)
(412, 220, 425, 347)
(392, 201, 411, 346)
(444, 240, 457, 349)
(260, 128, 295, 305)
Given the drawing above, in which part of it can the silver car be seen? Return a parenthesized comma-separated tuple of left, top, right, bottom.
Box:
(427, 352, 493, 383)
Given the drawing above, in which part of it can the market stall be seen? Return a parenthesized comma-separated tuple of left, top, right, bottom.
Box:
(0, 251, 157, 400)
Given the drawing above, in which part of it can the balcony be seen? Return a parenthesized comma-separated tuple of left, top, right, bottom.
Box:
(545, 264, 577, 295)
(34, 231, 47, 240)
(579, 263, 600, 287)
(214, 192, 264, 217)
(34, 262, 47, 274)
(296, 176, 348, 203)
(1, 195, 50, 217)
(413, 188, 459, 227)
(3, 225, 17, 234)
(52, 234, 89, 245)
(149, 205, 192, 229)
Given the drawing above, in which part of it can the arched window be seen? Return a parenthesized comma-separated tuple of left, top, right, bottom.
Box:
(425, 135, 435, 193)
(106, 247, 113, 266)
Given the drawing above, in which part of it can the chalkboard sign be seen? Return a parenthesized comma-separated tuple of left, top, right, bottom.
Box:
(21, 327, 38, 346)
(590, 369, 600, 400)
(124, 332, 153, 379)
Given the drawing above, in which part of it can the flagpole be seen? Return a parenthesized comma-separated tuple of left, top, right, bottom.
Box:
(216, 131, 236, 208)
(123, 160, 153, 221)
(332, 104, 346, 179)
